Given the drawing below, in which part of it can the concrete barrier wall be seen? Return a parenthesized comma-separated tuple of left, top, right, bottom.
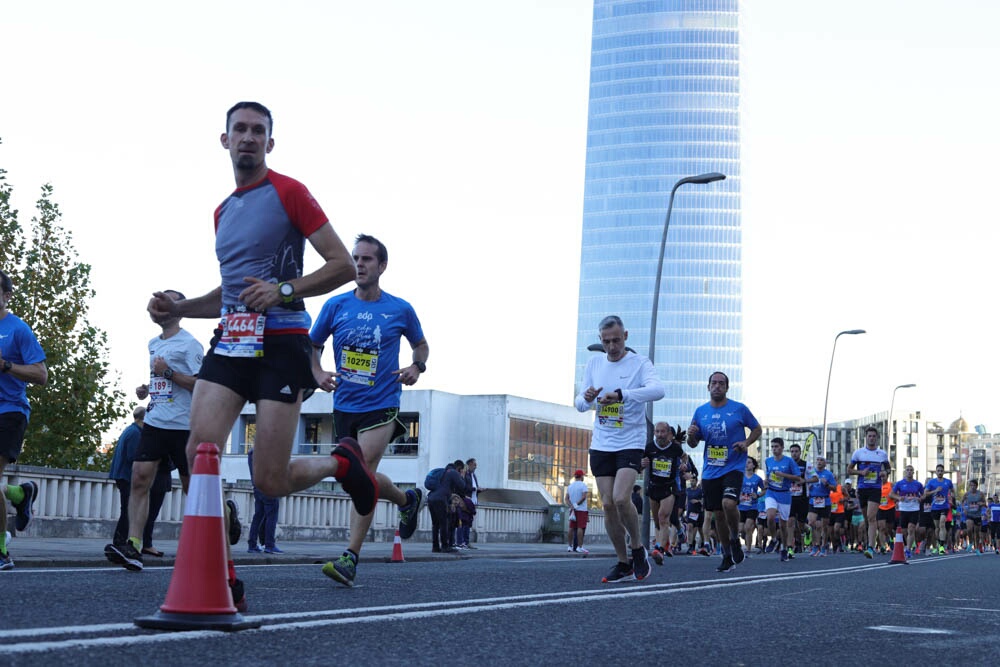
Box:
(3, 465, 607, 544)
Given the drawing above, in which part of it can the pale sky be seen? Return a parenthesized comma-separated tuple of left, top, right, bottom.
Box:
(2, 0, 998, 441)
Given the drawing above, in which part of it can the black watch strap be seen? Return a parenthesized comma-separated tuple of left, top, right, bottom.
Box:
(414, 360, 426, 373)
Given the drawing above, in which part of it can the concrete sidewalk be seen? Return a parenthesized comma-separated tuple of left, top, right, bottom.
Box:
(3, 534, 611, 569)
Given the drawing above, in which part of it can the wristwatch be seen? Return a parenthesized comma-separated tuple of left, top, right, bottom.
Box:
(278, 281, 296, 304)
(162, 367, 174, 380)
(413, 361, 426, 373)
(1, 360, 11, 373)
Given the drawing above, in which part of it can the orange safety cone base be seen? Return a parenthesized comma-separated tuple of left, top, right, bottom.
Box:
(387, 529, 406, 563)
(889, 527, 908, 565)
(135, 610, 261, 632)
(135, 442, 262, 631)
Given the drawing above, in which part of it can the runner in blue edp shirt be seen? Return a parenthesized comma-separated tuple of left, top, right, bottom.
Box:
(310, 234, 429, 588)
(687, 371, 761, 573)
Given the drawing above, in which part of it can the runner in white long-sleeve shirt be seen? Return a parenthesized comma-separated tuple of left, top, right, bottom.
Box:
(575, 315, 665, 583)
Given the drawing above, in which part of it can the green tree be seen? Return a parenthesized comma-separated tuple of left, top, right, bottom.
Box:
(0, 142, 127, 470)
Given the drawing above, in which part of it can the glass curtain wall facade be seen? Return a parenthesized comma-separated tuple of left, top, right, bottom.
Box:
(575, 0, 742, 427)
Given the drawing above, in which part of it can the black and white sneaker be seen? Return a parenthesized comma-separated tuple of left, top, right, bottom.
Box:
(716, 554, 736, 573)
(226, 499, 242, 545)
(601, 561, 635, 583)
(106, 542, 143, 571)
(14, 481, 38, 532)
(632, 546, 652, 581)
(397, 488, 422, 539)
(731, 540, 745, 565)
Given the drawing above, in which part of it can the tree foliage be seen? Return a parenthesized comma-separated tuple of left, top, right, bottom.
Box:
(0, 141, 127, 470)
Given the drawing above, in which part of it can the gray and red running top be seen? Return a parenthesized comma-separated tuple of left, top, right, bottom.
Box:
(214, 169, 327, 334)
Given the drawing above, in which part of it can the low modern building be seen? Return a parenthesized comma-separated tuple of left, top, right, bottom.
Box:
(218, 390, 597, 509)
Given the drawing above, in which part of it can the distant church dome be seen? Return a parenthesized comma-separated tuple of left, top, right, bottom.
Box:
(948, 416, 970, 433)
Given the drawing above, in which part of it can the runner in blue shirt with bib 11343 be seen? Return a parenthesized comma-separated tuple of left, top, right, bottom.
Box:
(687, 371, 761, 573)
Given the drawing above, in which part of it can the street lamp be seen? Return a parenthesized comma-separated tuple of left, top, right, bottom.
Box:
(888, 383, 916, 462)
(820, 329, 866, 460)
(643, 171, 725, 546)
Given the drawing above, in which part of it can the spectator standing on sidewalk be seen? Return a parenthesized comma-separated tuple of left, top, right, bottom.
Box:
(428, 461, 465, 553)
(565, 469, 590, 554)
(247, 446, 282, 553)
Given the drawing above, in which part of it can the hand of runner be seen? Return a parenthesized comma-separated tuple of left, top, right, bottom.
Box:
(583, 386, 602, 402)
(148, 292, 179, 322)
(392, 366, 420, 386)
(314, 369, 339, 392)
(240, 277, 282, 311)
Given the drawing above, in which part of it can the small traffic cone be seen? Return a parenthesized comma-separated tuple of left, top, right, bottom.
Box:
(135, 443, 261, 631)
(889, 527, 908, 565)
(388, 528, 405, 563)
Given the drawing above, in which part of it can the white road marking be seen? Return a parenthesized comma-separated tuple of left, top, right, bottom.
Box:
(868, 625, 955, 635)
(0, 553, 973, 653)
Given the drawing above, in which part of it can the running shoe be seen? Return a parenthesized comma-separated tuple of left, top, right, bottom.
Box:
(780, 549, 788, 562)
(0, 551, 13, 570)
(765, 539, 777, 554)
(663, 545, 673, 558)
(601, 561, 635, 583)
(230, 578, 247, 612)
(651, 548, 664, 566)
(938, 545, 946, 555)
(632, 546, 651, 581)
(226, 499, 242, 545)
(247, 543, 262, 553)
(263, 545, 284, 554)
(786, 547, 795, 560)
(576, 547, 589, 555)
(863, 547, 874, 559)
(809, 547, 819, 557)
(104, 542, 126, 564)
(107, 542, 144, 571)
(397, 488, 423, 539)
(819, 548, 828, 557)
(567, 545, 575, 552)
(904, 548, 912, 559)
(716, 555, 736, 572)
(731, 540, 745, 565)
(332, 438, 378, 516)
(322, 553, 357, 587)
(697, 545, 710, 557)
(13, 481, 38, 532)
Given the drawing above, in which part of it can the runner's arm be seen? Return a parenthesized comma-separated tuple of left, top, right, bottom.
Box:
(150, 287, 222, 320)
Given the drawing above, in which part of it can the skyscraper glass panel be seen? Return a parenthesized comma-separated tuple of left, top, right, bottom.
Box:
(575, 0, 742, 426)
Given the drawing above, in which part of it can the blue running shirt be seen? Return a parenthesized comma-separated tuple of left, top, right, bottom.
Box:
(310, 290, 424, 412)
(690, 399, 760, 480)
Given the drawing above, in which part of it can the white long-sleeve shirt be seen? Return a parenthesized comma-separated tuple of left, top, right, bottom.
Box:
(575, 351, 664, 452)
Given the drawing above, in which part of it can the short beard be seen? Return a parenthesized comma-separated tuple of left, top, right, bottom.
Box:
(236, 155, 259, 171)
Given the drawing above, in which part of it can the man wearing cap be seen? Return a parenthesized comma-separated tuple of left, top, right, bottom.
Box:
(565, 469, 589, 554)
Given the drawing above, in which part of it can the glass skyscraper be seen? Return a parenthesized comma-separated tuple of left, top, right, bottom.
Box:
(575, 0, 742, 426)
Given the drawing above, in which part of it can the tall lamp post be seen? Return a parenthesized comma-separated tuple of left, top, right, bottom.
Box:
(888, 383, 916, 463)
(820, 329, 866, 461)
(643, 171, 726, 547)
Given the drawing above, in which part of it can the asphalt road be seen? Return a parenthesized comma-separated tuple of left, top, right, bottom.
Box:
(2, 550, 999, 666)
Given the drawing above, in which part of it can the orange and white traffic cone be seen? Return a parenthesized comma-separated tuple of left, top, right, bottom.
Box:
(889, 526, 908, 565)
(135, 443, 261, 631)
(388, 528, 405, 563)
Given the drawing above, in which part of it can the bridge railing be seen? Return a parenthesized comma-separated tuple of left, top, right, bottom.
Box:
(3, 465, 605, 543)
